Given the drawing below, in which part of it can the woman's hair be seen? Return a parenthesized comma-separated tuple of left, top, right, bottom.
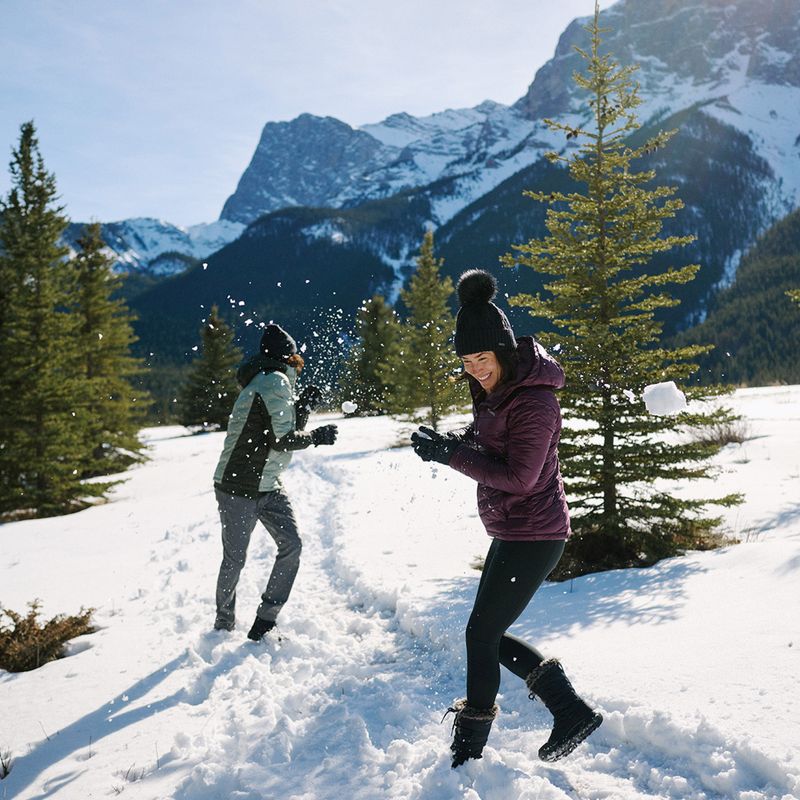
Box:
(495, 348, 520, 387)
(286, 353, 305, 373)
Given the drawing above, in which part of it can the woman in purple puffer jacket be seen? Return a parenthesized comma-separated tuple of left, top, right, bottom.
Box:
(411, 269, 602, 769)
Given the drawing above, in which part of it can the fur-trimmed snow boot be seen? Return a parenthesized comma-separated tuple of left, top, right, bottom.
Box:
(444, 699, 498, 768)
(526, 659, 602, 762)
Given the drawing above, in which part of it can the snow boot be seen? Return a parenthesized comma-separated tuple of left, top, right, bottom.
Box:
(247, 617, 276, 641)
(444, 699, 498, 768)
(213, 618, 234, 632)
(525, 659, 602, 762)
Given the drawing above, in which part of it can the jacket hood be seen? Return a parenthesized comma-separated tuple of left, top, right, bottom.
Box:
(237, 353, 290, 388)
(469, 336, 565, 408)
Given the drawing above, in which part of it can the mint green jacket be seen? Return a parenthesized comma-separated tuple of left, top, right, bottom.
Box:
(213, 358, 308, 496)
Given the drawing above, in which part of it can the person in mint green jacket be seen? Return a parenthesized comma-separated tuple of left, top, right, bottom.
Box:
(212, 323, 337, 640)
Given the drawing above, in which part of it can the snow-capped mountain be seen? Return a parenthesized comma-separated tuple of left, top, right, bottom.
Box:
(133, 0, 800, 374)
(516, 0, 800, 216)
(220, 104, 555, 228)
(221, 0, 800, 234)
(63, 217, 245, 275)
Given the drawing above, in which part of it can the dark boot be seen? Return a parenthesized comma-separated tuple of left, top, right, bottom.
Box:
(526, 659, 602, 762)
(445, 699, 498, 768)
(247, 616, 276, 641)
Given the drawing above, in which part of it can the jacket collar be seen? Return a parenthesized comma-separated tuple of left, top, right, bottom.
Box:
(237, 353, 290, 388)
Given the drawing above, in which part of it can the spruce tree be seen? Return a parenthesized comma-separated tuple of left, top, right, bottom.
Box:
(383, 231, 465, 430)
(178, 306, 241, 430)
(505, 5, 741, 577)
(72, 222, 148, 474)
(340, 295, 400, 415)
(0, 121, 103, 516)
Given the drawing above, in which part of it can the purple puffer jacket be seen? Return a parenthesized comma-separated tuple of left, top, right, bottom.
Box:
(449, 336, 571, 541)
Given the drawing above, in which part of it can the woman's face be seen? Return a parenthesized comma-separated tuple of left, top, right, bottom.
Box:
(461, 351, 501, 393)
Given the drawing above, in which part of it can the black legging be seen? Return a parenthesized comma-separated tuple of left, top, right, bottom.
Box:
(465, 538, 565, 709)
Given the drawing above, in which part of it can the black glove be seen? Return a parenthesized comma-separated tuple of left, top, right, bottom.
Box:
(410, 426, 460, 465)
(310, 424, 338, 446)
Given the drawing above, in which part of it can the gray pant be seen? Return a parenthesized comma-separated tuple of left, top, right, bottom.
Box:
(214, 487, 302, 627)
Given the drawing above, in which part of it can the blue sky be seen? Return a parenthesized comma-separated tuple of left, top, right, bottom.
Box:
(1, 1, 615, 227)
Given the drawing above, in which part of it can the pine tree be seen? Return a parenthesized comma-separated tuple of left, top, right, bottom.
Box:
(71, 221, 148, 475)
(0, 121, 103, 516)
(178, 306, 242, 430)
(340, 295, 400, 415)
(504, 5, 741, 577)
(383, 231, 465, 430)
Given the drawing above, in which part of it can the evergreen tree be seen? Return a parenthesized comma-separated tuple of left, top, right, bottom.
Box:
(505, 5, 741, 577)
(178, 306, 241, 430)
(72, 222, 148, 474)
(340, 295, 400, 415)
(383, 231, 465, 430)
(0, 121, 103, 516)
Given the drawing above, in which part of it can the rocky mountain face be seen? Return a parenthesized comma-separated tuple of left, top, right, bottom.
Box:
(517, 0, 800, 119)
(219, 115, 393, 223)
(219, 103, 551, 228)
(133, 0, 800, 381)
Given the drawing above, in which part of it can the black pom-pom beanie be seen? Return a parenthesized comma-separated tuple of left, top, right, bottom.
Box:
(260, 323, 297, 361)
(454, 269, 517, 356)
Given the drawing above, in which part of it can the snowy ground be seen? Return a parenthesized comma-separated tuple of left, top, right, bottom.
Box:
(1, 386, 799, 800)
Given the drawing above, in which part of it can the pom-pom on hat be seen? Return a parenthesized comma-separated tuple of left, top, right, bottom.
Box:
(454, 269, 517, 356)
(260, 323, 297, 361)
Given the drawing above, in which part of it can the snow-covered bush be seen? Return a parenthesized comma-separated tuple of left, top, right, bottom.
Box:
(0, 601, 95, 673)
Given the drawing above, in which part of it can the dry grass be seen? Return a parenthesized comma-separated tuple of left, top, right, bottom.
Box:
(687, 419, 751, 447)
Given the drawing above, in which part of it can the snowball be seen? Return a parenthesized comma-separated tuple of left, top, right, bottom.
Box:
(642, 381, 687, 416)
(341, 401, 358, 414)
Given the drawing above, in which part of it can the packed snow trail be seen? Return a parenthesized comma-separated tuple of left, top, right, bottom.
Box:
(2, 397, 799, 799)
(166, 448, 797, 800)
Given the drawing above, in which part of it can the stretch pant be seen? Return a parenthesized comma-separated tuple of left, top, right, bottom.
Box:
(214, 487, 302, 626)
(466, 537, 565, 709)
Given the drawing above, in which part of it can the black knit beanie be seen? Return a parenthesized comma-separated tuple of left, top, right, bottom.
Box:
(454, 270, 517, 356)
(259, 323, 297, 361)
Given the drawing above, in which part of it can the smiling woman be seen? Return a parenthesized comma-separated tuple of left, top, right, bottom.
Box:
(410, 268, 602, 768)
(461, 348, 522, 394)
(461, 351, 501, 393)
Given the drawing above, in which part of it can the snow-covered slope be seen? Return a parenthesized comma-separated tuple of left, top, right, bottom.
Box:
(1, 386, 798, 799)
(63, 217, 245, 275)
